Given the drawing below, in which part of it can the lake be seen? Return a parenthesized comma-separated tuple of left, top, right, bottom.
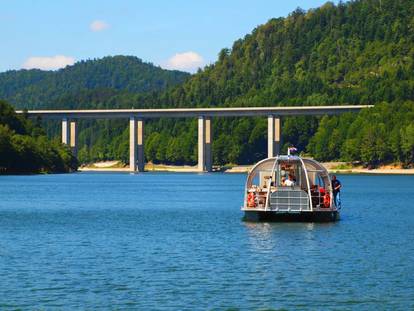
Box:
(0, 173, 413, 310)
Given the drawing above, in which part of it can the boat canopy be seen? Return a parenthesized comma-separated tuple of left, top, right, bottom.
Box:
(246, 155, 331, 192)
(244, 155, 335, 212)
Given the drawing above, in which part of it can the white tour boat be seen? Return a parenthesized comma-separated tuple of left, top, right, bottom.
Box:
(242, 153, 340, 222)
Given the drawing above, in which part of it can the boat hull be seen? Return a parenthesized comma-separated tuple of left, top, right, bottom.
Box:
(243, 210, 339, 222)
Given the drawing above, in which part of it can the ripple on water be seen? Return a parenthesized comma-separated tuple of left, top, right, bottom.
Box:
(0, 173, 413, 310)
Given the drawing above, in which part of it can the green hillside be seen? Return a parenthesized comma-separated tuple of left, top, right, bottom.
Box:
(0, 56, 190, 109)
(2, 0, 414, 167)
(0, 100, 77, 174)
(160, 0, 414, 108)
(78, 0, 414, 166)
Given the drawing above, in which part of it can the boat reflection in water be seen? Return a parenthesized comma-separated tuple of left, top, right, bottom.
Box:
(242, 153, 340, 222)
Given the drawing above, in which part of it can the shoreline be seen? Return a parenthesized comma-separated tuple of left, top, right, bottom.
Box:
(78, 161, 414, 175)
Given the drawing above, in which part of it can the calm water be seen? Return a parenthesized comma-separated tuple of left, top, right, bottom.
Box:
(0, 173, 413, 310)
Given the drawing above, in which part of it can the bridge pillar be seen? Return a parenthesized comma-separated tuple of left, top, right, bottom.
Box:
(268, 115, 282, 158)
(205, 117, 212, 172)
(129, 117, 137, 172)
(61, 118, 70, 145)
(70, 120, 78, 156)
(137, 118, 145, 172)
(198, 116, 212, 172)
(129, 117, 145, 172)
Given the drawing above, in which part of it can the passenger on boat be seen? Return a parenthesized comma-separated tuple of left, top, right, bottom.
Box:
(285, 174, 295, 186)
(310, 185, 319, 206)
(331, 175, 342, 207)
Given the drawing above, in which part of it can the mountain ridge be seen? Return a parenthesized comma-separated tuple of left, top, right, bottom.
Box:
(0, 0, 413, 166)
(0, 55, 190, 109)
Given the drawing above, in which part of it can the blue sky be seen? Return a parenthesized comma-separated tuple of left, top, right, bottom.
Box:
(0, 0, 337, 73)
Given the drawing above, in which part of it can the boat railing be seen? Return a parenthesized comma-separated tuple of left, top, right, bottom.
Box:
(267, 187, 310, 211)
(310, 190, 323, 209)
(310, 191, 338, 210)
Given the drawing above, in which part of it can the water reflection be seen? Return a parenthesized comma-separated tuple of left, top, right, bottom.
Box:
(243, 221, 337, 254)
(244, 222, 275, 252)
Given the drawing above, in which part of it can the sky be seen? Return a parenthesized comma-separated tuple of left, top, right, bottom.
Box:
(0, 0, 338, 73)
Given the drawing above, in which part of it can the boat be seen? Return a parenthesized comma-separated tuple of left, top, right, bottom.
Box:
(242, 153, 340, 222)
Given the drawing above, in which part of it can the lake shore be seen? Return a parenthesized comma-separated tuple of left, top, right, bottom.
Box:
(78, 161, 414, 174)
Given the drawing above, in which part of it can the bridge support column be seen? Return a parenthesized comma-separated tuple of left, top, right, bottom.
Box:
(205, 117, 212, 172)
(70, 120, 78, 156)
(129, 117, 137, 172)
(198, 116, 212, 172)
(62, 118, 70, 145)
(137, 118, 145, 172)
(268, 115, 282, 158)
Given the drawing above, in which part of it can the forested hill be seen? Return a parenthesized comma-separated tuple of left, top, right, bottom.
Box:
(6, 0, 413, 111)
(2, 0, 413, 167)
(70, 0, 413, 167)
(0, 56, 190, 109)
(154, 0, 414, 108)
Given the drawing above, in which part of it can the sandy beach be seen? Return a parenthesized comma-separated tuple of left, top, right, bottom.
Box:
(78, 161, 414, 174)
(79, 161, 200, 173)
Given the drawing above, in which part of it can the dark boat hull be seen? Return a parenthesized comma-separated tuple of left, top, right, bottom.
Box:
(243, 210, 339, 222)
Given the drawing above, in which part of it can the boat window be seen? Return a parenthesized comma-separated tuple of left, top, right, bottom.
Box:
(303, 159, 330, 190)
(246, 158, 277, 190)
(317, 174, 325, 188)
(250, 170, 273, 188)
(276, 161, 304, 188)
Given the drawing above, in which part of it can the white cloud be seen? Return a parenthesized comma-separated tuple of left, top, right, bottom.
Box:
(90, 20, 110, 32)
(163, 51, 204, 72)
(22, 55, 75, 70)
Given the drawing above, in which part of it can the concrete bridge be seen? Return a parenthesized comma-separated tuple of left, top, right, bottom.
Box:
(16, 105, 373, 172)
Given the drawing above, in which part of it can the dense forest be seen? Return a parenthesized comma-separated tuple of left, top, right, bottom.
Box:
(0, 56, 189, 109)
(1, 0, 414, 167)
(0, 100, 77, 173)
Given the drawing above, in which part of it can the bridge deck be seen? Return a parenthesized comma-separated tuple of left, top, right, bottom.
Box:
(16, 105, 373, 119)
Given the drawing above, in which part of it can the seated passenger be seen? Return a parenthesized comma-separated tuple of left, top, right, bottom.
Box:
(281, 176, 286, 186)
(285, 174, 296, 186)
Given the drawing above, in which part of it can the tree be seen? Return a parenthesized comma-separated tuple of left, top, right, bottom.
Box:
(0, 100, 78, 174)
(400, 123, 414, 164)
